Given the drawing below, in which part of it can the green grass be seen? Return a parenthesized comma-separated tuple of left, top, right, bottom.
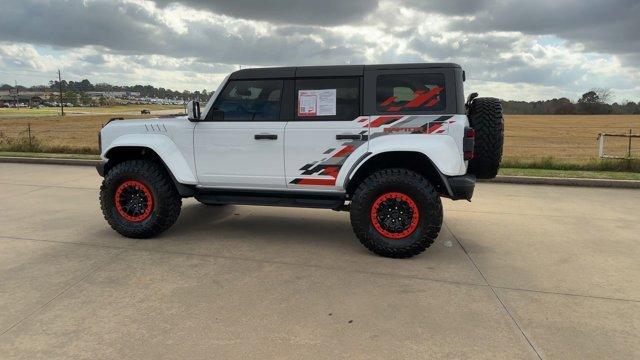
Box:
(499, 168, 640, 181)
(0, 104, 183, 118)
(501, 156, 640, 173)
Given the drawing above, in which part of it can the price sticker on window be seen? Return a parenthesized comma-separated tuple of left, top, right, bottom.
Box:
(298, 89, 336, 116)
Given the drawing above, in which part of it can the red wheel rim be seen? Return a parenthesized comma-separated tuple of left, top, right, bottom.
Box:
(114, 180, 154, 222)
(370, 192, 419, 239)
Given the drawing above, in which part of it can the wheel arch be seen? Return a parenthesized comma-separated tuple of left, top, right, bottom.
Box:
(103, 145, 195, 197)
(345, 151, 453, 197)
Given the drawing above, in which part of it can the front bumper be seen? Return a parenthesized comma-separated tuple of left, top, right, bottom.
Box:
(444, 174, 475, 201)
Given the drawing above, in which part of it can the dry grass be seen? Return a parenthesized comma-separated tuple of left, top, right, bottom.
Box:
(504, 115, 640, 160)
(1, 114, 639, 165)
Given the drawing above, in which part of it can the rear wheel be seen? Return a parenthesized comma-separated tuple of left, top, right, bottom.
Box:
(100, 160, 182, 238)
(350, 168, 442, 258)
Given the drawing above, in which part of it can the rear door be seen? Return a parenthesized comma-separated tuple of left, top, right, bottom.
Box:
(194, 79, 287, 189)
(284, 77, 368, 190)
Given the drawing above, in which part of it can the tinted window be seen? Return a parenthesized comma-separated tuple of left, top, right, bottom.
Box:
(213, 80, 283, 121)
(295, 78, 360, 121)
(376, 73, 445, 113)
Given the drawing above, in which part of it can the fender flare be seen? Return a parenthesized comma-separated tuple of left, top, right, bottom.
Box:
(338, 134, 465, 188)
(104, 134, 197, 185)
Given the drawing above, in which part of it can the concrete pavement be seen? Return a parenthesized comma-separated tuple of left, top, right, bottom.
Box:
(0, 163, 638, 359)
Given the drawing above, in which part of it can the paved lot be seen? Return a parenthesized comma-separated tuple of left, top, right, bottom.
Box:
(0, 163, 638, 359)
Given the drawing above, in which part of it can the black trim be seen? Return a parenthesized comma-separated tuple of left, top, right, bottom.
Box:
(343, 151, 372, 189)
(444, 174, 476, 201)
(194, 188, 346, 209)
(254, 134, 278, 140)
(229, 63, 461, 81)
(295, 65, 364, 77)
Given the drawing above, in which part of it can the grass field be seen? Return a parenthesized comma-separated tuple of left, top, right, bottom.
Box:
(1, 113, 639, 169)
(0, 104, 183, 118)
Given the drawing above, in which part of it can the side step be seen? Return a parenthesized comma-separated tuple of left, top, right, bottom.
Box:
(194, 189, 347, 210)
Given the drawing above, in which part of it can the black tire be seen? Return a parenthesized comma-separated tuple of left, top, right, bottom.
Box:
(467, 97, 504, 179)
(100, 160, 182, 238)
(350, 168, 443, 258)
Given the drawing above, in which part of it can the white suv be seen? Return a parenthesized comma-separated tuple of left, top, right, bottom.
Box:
(97, 63, 504, 258)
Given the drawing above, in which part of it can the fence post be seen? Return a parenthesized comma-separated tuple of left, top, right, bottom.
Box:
(28, 123, 32, 148)
(598, 133, 605, 158)
(629, 129, 633, 159)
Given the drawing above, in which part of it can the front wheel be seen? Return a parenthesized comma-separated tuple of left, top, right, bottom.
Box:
(100, 160, 182, 238)
(350, 169, 443, 258)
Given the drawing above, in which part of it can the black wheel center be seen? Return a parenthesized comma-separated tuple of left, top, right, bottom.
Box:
(376, 199, 414, 233)
(118, 187, 149, 216)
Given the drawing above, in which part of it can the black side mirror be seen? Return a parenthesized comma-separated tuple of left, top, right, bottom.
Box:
(187, 100, 200, 121)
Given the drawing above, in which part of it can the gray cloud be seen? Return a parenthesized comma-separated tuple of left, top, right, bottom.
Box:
(405, 0, 640, 63)
(0, 0, 366, 66)
(154, 0, 379, 26)
(0, 0, 637, 101)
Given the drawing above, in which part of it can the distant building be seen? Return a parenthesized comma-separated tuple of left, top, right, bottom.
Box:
(0, 93, 45, 107)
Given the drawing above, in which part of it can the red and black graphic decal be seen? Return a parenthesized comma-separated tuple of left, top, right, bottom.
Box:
(289, 131, 366, 186)
(290, 114, 453, 186)
(378, 87, 443, 112)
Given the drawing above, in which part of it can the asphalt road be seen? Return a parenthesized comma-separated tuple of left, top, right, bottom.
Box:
(0, 163, 638, 359)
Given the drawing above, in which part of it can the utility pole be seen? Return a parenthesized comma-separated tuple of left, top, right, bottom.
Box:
(13, 80, 18, 108)
(58, 69, 65, 116)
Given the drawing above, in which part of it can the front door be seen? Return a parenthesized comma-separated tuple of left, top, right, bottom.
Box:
(285, 77, 368, 191)
(194, 79, 286, 189)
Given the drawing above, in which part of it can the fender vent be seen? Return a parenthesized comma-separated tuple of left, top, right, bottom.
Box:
(144, 124, 167, 133)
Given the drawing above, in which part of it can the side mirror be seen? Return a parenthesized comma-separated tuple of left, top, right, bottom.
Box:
(187, 100, 200, 121)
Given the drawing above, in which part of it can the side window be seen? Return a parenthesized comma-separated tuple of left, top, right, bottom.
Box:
(376, 73, 445, 113)
(295, 77, 360, 121)
(213, 80, 283, 121)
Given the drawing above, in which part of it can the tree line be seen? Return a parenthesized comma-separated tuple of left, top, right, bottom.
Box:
(501, 88, 640, 115)
(3, 80, 640, 114)
(0, 79, 211, 102)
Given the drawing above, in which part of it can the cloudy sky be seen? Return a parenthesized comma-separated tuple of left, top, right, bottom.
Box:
(0, 0, 638, 102)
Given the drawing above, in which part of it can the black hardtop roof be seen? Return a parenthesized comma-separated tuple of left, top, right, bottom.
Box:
(229, 63, 461, 80)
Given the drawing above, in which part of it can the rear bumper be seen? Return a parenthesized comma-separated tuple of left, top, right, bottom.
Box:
(444, 174, 476, 201)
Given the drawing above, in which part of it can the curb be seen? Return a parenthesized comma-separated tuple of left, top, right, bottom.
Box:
(0, 156, 100, 167)
(1, 156, 639, 189)
(482, 175, 640, 189)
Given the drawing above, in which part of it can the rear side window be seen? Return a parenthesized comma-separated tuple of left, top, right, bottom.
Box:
(376, 73, 445, 113)
(213, 80, 283, 121)
(295, 78, 360, 121)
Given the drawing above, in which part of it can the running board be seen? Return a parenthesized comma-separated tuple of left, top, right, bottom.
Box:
(194, 189, 347, 210)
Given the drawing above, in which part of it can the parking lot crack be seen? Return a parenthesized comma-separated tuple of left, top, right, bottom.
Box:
(445, 222, 544, 360)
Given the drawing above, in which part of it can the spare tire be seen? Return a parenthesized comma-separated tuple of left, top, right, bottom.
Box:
(466, 97, 504, 179)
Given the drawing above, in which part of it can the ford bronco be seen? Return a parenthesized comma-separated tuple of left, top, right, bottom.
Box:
(97, 63, 504, 258)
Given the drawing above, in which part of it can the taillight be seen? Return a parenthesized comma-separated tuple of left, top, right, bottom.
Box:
(463, 127, 475, 160)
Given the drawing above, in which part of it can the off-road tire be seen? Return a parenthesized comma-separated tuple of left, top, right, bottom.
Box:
(100, 160, 182, 238)
(350, 168, 443, 258)
(467, 97, 504, 179)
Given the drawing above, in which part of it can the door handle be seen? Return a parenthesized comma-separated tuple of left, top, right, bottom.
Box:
(336, 134, 362, 140)
(254, 134, 278, 140)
